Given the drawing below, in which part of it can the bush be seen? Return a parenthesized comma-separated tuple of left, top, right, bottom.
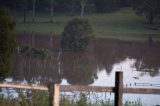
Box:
(61, 18, 93, 51)
(0, 6, 16, 81)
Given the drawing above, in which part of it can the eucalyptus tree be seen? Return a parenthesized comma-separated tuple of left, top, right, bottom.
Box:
(16, 0, 28, 23)
(22, 0, 27, 23)
(50, 0, 57, 23)
(20, 46, 51, 75)
(50, 0, 53, 22)
(131, 0, 160, 24)
(32, 0, 36, 22)
(61, 18, 93, 51)
(80, 0, 87, 17)
(0, 6, 16, 81)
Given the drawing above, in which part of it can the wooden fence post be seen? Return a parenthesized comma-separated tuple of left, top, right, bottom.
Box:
(48, 84, 54, 106)
(115, 71, 123, 106)
(53, 84, 60, 106)
(49, 84, 60, 106)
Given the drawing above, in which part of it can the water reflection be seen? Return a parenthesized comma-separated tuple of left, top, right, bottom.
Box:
(9, 32, 160, 85)
(61, 51, 98, 85)
(94, 38, 160, 77)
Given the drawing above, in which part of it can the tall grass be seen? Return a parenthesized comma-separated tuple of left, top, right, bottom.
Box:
(124, 98, 142, 106)
(0, 90, 49, 106)
(0, 90, 144, 106)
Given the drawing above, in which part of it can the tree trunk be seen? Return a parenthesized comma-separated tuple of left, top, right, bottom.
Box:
(80, 0, 87, 17)
(32, 0, 36, 22)
(50, 0, 53, 23)
(23, 8, 26, 23)
(28, 58, 31, 78)
(148, 10, 154, 24)
(50, 33, 53, 49)
(71, 2, 74, 15)
(22, 0, 27, 23)
(81, 4, 85, 17)
(32, 31, 35, 47)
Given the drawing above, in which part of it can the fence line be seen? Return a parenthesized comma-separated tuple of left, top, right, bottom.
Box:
(0, 83, 48, 90)
(1, 72, 160, 106)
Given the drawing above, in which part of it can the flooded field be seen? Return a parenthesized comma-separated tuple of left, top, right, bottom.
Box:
(7, 32, 160, 105)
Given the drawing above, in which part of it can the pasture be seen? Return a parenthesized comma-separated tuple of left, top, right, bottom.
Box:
(14, 8, 160, 41)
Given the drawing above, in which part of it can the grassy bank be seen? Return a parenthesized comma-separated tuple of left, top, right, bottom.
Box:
(14, 8, 160, 40)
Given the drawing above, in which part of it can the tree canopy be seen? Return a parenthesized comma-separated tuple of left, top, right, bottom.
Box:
(0, 6, 16, 81)
(131, 0, 160, 24)
(94, 0, 118, 13)
(0, 0, 129, 13)
(61, 18, 93, 51)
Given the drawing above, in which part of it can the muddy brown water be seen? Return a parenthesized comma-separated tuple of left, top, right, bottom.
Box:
(6, 32, 160, 105)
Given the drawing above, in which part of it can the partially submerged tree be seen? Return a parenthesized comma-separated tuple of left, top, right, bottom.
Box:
(20, 46, 50, 60)
(131, 0, 160, 24)
(0, 6, 16, 81)
(61, 18, 93, 51)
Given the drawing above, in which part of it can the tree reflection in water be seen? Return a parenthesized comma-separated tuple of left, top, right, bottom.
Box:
(94, 38, 160, 77)
(9, 32, 160, 85)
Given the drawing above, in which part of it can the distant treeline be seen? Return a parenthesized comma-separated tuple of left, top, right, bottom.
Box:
(0, 0, 129, 13)
(1, 0, 159, 24)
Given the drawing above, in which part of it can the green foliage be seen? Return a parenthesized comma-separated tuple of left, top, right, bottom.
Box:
(60, 96, 73, 106)
(124, 98, 143, 106)
(0, 0, 130, 13)
(18, 90, 29, 106)
(0, 91, 144, 106)
(76, 93, 88, 106)
(31, 91, 49, 106)
(0, 90, 49, 106)
(130, 0, 160, 24)
(101, 99, 114, 106)
(61, 18, 93, 51)
(92, 100, 113, 106)
(20, 46, 50, 60)
(0, 6, 16, 81)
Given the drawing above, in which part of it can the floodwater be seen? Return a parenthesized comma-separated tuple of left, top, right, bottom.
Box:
(7, 32, 160, 105)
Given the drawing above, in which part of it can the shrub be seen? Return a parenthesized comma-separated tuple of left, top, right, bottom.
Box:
(61, 18, 93, 51)
(0, 6, 16, 81)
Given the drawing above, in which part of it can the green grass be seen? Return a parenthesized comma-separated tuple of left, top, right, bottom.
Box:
(0, 91, 143, 106)
(0, 90, 49, 106)
(14, 8, 160, 40)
